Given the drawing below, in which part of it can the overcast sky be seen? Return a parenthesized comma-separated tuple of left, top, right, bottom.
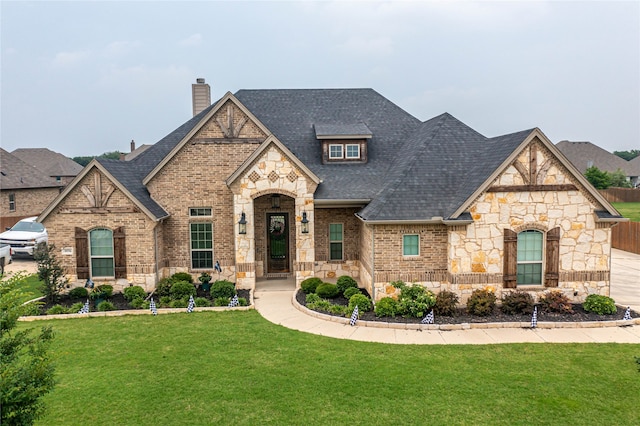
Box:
(1, 1, 638, 158)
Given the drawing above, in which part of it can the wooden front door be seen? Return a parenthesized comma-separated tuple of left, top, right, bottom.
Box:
(267, 213, 289, 273)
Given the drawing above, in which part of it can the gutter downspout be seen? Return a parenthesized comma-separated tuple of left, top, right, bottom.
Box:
(371, 224, 375, 303)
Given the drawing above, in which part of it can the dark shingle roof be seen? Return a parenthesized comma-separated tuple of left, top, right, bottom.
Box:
(0, 148, 62, 190)
(11, 148, 83, 177)
(314, 123, 372, 138)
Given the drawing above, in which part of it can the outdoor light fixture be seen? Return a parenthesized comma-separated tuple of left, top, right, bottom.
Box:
(301, 211, 309, 234)
(271, 194, 280, 209)
(238, 212, 247, 235)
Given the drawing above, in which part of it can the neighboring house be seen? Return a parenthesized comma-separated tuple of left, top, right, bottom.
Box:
(39, 83, 625, 304)
(0, 148, 63, 230)
(629, 156, 640, 187)
(12, 147, 83, 186)
(122, 140, 152, 161)
(556, 141, 638, 187)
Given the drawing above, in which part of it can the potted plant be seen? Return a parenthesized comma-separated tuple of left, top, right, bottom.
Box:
(198, 272, 212, 292)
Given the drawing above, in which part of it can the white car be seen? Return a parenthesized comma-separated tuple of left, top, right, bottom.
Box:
(0, 217, 48, 257)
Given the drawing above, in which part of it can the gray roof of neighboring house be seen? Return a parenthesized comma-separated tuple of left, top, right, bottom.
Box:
(0, 148, 62, 190)
(555, 141, 635, 176)
(124, 144, 152, 161)
(628, 155, 640, 176)
(11, 147, 83, 177)
(76, 88, 546, 221)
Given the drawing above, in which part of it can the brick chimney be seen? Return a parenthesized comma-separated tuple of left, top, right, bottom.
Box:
(130, 139, 136, 152)
(192, 78, 211, 117)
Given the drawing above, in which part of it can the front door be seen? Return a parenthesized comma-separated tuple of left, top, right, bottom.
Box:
(267, 213, 289, 273)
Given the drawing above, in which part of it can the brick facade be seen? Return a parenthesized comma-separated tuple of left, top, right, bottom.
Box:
(1, 187, 61, 229)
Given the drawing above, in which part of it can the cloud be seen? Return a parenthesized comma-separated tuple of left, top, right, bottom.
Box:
(335, 36, 393, 56)
(178, 33, 202, 47)
(51, 50, 91, 68)
(104, 40, 141, 56)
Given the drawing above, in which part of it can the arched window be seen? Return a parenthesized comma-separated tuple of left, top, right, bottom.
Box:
(90, 228, 114, 277)
(516, 230, 543, 285)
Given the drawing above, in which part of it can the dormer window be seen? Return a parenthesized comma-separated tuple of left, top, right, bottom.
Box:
(315, 123, 372, 164)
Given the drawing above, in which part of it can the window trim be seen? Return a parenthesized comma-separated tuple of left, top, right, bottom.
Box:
(516, 229, 544, 286)
(89, 228, 115, 278)
(190, 222, 213, 269)
(345, 144, 361, 159)
(403, 234, 420, 256)
(329, 223, 344, 261)
(8, 193, 15, 212)
(328, 144, 344, 159)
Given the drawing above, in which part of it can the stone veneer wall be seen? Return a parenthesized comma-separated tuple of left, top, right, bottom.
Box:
(253, 195, 296, 277)
(449, 142, 612, 303)
(42, 169, 158, 291)
(313, 208, 361, 280)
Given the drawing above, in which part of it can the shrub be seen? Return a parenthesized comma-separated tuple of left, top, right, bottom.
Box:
(539, 290, 573, 314)
(90, 285, 113, 300)
(237, 297, 248, 307)
(583, 294, 616, 315)
(211, 280, 236, 299)
(301, 277, 323, 294)
(68, 287, 88, 299)
(316, 283, 339, 299)
(328, 304, 347, 316)
(194, 297, 211, 307)
(466, 289, 497, 316)
(375, 297, 400, 318)
(349, 294, 372, 315)
(129, 297, 145, 309)
(336, 276, 358, 295)
(159, 296, 172, 307)
(123, 285, 146, 302)
(69, 302, 85, 313)
(307, 298, 332, 312)
(169, 299, 188, 308)
(305, 293, 322, 304)
(155, 278, 173, 297)
(171, 272, 193, 283)
(398, 284, 436, 318)
(46, 305, 68, 315)
(213, 297, 231, 307)
(434, 291, 459, 316)
(343, 287, 362, 299)
(22, 301, 42, 316)
(501, 291, 534, 315)
(170, 281, 196, 300)
(96, 301, 115, 311)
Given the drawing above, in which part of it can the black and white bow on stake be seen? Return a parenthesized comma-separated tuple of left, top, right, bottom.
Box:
(531, 306, 538, 328)
(421, 309, 434, 324)
(187, 295, 195, 313)
(150, 298, 158, 316)
(228, 294, 239, 307)
(623, 307, 632, 321)
(214, 260, 222, 273)
(78, 299, 90, 314)
(349, 305, 359, 326)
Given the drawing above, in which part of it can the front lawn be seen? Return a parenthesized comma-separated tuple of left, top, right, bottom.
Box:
(612, 202, 640, 222)
(26, 311, 640, 425)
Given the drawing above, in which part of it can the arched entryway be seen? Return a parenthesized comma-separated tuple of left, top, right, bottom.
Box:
(253, 193, 296, 278)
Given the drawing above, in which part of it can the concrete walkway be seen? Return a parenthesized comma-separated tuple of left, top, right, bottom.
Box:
(254, 249, 640, 344)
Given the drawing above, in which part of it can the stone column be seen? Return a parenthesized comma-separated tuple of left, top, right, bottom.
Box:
(234, 195, 255, 290)
(295, 197, 315, 287)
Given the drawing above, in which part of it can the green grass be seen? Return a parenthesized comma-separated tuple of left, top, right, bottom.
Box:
(19, 311, 640, 425)
(612, 202, 640, 222)
(13, 273, 43, 303)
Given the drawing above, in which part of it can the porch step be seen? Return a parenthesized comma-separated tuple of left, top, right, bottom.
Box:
(264, 273, 292, 279)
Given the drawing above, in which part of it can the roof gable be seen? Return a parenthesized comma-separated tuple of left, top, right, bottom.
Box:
(555, 141, 635, 175)
(0, 148, 61, 190)
(11, 148, 83, 177)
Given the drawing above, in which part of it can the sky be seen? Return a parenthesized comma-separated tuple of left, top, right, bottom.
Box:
(1, 1, 639, 158)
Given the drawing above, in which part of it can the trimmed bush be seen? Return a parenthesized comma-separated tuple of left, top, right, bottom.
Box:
(129, 297, 145, 309)
(194, 297, 211, 307)
(305, 293, 322, 304)
(169, 299, 188, 308)
(316, 283, 339, 299)
(69, 302, 84, 313)
(501, 291, 534, 315)
(397, 284, 436, 318)
(329, 304, 347, 316)
(434, 291, 459, 316)
(583, 294, 616, 315)
(348, 294, 372, 314)
(211, 280, 236, 299)
(171, 272, 193, 283)
(213, 297, 231, 307)
(155, 278, 173, 297)
(301, 277, 323, 294)
(170, 281, 196, 300)
(375, 297, 400, 318)
(336, 276, 358, 295)
(123, 285, 146, 302)
(159, 296, 172, 307)
(237, 297, 248, 307)
(466, 289, 496, 316)
(68, 287, 88, 299)
(46, 305, 68, 315)
(539, 290, 573, 314)
(343, 287, 362, 299)
(96, 301, 116, 311)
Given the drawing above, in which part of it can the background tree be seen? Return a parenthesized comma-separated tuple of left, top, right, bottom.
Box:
(608, 168, 633, 188)
(1, 273, 56, 425)
(34, 244, 68, 303)
(70, 150, 122, 167)
(584, 166, 612, 189)
(613, 149, 640, 161)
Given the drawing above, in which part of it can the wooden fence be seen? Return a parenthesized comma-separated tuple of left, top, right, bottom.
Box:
(599, 188, 640, 203)
(612, 221, 640, 254)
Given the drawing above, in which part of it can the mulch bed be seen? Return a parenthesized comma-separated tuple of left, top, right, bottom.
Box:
(295, 290, 637, 324)
(38, 287, 251, 314)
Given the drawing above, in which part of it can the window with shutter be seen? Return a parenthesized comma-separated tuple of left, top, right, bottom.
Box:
(503, 229, 517, 288)
(114, 226, 126, 279)
(545, 227, 560, 287)
(75, 227, 89, 279)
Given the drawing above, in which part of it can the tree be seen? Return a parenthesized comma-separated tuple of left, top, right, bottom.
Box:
(1, 273, 56, 425)
(609, 168, 633, 188)
(584, 166, 612, 189)
(34, 244, 68, 303)
(71, 150, 123, 167)
(613, 150, 640, 161)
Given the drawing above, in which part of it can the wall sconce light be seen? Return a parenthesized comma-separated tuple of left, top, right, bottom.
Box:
(301, 211, 309, 234)
(238, 212, 247, 235)
(271, 194, 280, 209)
